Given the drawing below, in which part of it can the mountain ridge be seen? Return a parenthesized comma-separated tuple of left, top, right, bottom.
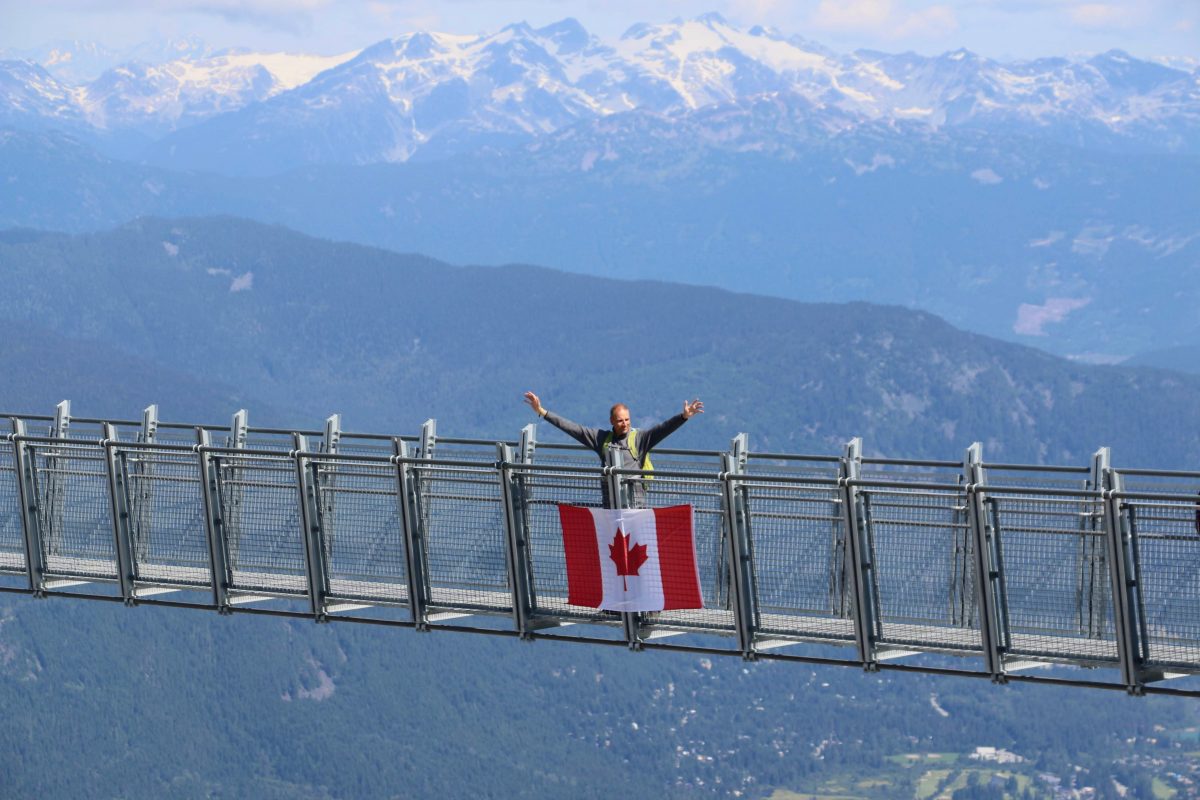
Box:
(3, 13, 1196, 171)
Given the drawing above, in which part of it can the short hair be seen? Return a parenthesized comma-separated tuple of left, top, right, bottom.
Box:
(609, 403, 629, 421)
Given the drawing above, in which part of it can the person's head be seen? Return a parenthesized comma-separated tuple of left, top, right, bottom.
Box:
(609, 403, 631, 436)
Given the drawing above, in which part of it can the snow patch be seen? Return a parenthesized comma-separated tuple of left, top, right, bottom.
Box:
(1013, 297, 1091, 336)
(230, 272, 253, 292)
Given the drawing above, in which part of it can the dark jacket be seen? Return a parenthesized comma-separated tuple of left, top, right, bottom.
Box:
(542, 410, 688, 508)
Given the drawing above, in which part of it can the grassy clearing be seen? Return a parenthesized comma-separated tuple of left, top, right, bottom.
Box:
(1152, 776, 1178, 799)
(915, 769, 951, 799)
(888, 753, 959, 767)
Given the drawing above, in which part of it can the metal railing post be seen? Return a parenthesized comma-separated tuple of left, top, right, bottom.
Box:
(722, 448, 757, 659)
(43, 401, 71, 553)
(1102, 465, 1147, 693)
(839, 437, 879, 668)
(498, 443, 535, 637)
(294, 434, 329, 620)
(604, 447, 641, 648)
(11, 418, 46, 595)
(132, 405, 158, 565)
(964, 443, 1006, 680)
(197, 428, 231, 612)
(103, 422, 137, 603)
(393, 438, 428, 629)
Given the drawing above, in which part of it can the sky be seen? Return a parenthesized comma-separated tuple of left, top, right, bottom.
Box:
(0, 0, 1196, 64)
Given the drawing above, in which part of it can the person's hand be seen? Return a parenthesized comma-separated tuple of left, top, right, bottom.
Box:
(524, 391, 546, 416)
(683, 398, 704, 419)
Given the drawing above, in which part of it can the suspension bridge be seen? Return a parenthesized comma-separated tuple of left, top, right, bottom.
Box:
(3, 401, 1199, 697)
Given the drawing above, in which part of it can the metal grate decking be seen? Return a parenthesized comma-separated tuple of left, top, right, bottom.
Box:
(3, 402, 1199, 696)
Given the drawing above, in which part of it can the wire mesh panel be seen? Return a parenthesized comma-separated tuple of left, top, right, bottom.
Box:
(215, 453, 307, 596)
(29, 441, 117, 580)
(311, 456, 409, 605)
(1118, 472, 1200, 671)
(643, 460, 735, 633)
(861, 485, 982, 654)
(987, 492, 1117, 664)
(741, 473, 856, 645)
(121, 446, 211, 589)
(0, 440, 26, 575)
(522, 455, 610, 623)
(415, 453, 512, 615)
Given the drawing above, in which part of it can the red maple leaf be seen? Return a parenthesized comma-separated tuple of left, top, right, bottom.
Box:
(609, 528, 648, 591)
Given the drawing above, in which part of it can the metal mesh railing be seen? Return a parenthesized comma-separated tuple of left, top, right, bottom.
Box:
(311, 457, 409, 604)
(415, 451, 512, 615)
(1117, 474, 1200, 670)
(987, 492, 1117, 664)
(740, 477, 856, 644)
(523, 463, 609, 623)
(216, 453, 307, 596)
(123, 445, 210, 588)
(0, 441, 26, 575)
(862, 486, 982, 654)
(30, 442, 117, 580)
(5, 407, 1200, 690)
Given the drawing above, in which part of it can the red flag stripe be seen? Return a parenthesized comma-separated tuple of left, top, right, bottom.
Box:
(654, 505, 703, 610)
(558, 504, 603, 608)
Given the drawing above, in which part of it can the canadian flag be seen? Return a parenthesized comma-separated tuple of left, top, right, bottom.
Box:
(558, 504, 703, 612)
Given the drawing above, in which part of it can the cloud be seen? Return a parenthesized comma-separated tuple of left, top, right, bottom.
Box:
(1068, 3, 1136, 29)
(808, 0, 957, 39)
(970, 167, 1003, 184)
(1013, 297, 1091, 336)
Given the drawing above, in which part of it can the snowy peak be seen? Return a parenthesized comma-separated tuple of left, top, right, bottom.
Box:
(5, 15, 1198, 168)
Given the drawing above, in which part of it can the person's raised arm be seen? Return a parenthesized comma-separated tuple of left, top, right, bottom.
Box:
(523, 391, 603, 452)
(523, 391, 547, 417)
(639, 398, 704, 453)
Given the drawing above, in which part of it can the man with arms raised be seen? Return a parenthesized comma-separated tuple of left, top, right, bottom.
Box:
(523, 391, 703, 508)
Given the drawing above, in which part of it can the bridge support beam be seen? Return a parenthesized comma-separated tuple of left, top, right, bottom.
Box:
(840, 437, 879, 669)
(295, 433, 330, 621)
(11, 418, 47, 596)
(394, 437, 428, 629)
(103, 423, 138, 604)
(499, 442, 536, 638)
(197, 428, 231, 612)
(964, 443, 1008, 681)
(1102, 464, 1148, 693)
(722, 433, 757, 659)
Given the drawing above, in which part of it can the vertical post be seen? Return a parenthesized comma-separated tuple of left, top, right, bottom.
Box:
(294, 433, 328, 620)
(133, 405, 158, 564)
(103, 423, 137, 604)
(498, 443, 535, 636)
(197, 428, 231, 612)
(11, 419, 46, 595)
(839, 437, 878, 668)
(141, 405, 159, 444)
(964, 443, 1005, 680)
(43, 401, 71, 551)
(224, 410, 248, 545)
(53, 400, 71, 439)
(394, 438, 428, 628)
(1102, 464, 1146, 692)
(1083, 448, 1112, 639)
(605, 447, 641, 648)
(721, 451, 757, 659)
(519, 423, 537, 465)
(323, 414, 341, 454)
(420, 419, 437, 459)
(393, 441, 427, 628)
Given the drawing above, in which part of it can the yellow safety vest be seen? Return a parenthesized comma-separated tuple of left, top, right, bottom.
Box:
(603, 428, 654, 478)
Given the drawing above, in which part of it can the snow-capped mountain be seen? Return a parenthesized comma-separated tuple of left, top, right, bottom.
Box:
(3, 13, 1197, 172)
